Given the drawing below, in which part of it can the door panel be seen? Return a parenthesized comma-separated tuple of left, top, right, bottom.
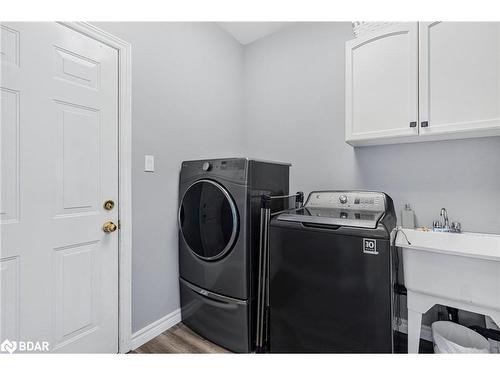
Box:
(53, 46, 100, 89)
(1, 22, 119, 353)
(0, 256, 20, 342)
(52, 241, 100, 350)
(419, 22, 500, 135)
(0, 24, 19, 67)
(54, 101, 101, 217)
(346, 22, 419, 144)
(0, 88, 20, 223)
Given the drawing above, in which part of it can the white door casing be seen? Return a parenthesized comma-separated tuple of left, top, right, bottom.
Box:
(1, 22, 127, 353)
(345, 22, 419, 145)
(419, 22, 500, 136)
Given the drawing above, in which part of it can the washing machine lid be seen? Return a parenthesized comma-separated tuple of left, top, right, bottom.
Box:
(276, 191, 387, 229)
(179, 179, 238, 261)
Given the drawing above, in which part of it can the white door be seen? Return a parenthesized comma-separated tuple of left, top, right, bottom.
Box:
(1, 22, 119, 353)
(419, 22, 500, 136)
(345, 22, 419, 146)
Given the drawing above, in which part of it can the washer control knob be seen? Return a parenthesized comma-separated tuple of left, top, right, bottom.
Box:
(339, 195, 348, 204)
(202, 162, 211, 171)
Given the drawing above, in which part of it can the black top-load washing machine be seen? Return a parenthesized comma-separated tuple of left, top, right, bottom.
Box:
(178, 158, 290, 353)
(268, 190, 396, 353)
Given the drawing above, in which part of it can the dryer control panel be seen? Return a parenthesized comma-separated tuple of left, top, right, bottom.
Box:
(180, 158, 248, 184)
(305, 191, 386, 212)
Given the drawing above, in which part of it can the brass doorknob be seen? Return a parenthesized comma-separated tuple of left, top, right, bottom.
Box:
(102, 221, 118, 233)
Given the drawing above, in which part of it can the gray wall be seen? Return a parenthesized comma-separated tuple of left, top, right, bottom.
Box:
(243, 22, 500, 234)
(93, 22, 244, 333)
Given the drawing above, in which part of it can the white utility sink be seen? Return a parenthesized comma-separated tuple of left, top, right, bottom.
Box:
(396, 229, 500, 353)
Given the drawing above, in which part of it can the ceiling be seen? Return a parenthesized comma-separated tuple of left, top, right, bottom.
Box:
(217, 22, 295, 45)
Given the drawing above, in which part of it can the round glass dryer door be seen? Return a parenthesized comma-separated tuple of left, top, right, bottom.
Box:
(179, 179, 238, 260)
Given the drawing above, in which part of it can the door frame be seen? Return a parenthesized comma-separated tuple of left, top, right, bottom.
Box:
(58, 22, 133, 353)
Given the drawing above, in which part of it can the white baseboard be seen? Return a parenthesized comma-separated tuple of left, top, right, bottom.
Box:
(131, 308, 182, 350)
(130, 309, 431, 351)
(394, 318, 433, 342)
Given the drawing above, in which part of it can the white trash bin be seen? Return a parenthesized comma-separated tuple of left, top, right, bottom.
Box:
(432, 321, 490, 354)
(485, 316, 500, 353)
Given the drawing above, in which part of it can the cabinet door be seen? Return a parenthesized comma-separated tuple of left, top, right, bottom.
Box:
(345, 23, 419, 146)
(419, 22, 500, 137)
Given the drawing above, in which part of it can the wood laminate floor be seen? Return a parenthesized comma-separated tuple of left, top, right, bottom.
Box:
(130, 322, 230, 354)
(130, 323, 433, 354)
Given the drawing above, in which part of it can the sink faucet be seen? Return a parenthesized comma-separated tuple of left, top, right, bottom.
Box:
(433, 207, 461, 233)
(440, 208, 449, 230)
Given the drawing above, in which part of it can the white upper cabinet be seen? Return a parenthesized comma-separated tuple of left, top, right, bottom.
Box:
(419, 22, 500, 137)
(346, 22, 500, 146)
(345, 23, 419, 145)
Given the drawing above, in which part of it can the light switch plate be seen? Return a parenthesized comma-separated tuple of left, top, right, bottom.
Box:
(144, 155, 155, 172)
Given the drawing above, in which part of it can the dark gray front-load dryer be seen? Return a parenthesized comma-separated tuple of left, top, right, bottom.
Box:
(178, 158, 289, 353)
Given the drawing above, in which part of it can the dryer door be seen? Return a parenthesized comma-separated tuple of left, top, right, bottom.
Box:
(179, 179, 239, 261)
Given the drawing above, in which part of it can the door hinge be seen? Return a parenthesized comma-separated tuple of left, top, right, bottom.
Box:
(117, 220, 121, 229)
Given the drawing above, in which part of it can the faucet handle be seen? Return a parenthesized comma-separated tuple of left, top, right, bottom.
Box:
(451, 222, 461, 233)
(433, 220, 442, 229)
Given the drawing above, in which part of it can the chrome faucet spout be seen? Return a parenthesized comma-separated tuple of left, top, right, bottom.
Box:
(440, 208, 449, 229)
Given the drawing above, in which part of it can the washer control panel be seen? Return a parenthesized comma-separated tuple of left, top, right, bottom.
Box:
(305, 191, 386, 212)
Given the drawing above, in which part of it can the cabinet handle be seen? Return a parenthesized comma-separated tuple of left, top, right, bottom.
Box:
(421, 121, 429, 128)
(409, 121, 417, 128)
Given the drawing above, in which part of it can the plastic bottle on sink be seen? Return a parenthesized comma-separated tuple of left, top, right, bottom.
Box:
(401, 204, 415, 229)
